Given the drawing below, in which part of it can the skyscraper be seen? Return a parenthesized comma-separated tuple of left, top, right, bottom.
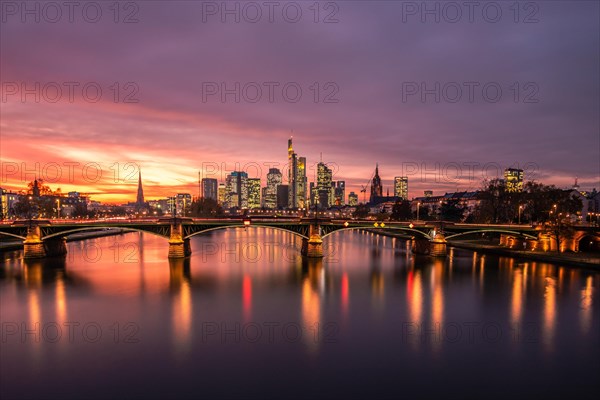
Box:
(287, 138, 307, 209)
(370, 164, 383, 203)
(201, 178, 218, 201)
(265, 168, 282, 209)
(225, 171, 248, 209)
(316, 162, 333, 209)
(247, 178, 261, 209)
(394, 176, 408, 200)
(217, 183, 226, 206)
(277, 184, 289, 209)
(505, 168, 524, 192)
(348, 192, 358, 206)
(334, 181, 345, 205)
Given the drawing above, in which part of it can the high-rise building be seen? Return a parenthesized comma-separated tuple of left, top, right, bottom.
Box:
(176, 193, 192, 216)
(247, 178, 261, 209)
(334, 181, 345, 205)
(309, 182, 318, 207)
(424, 190, 433, 197)
(316, 162, 333, 209)
(265, 168, 282, 209)
(217, 183, 226, 206)
(394, 176, 408, 200)
(225, 171, 248, 209)
(261, 187, 268, 207)
(201, 178, 218, 201)
(277, 185, 289, 209)
(287, 138, 307, 209)
(370, 164, 383, 203)
(348, 192, 358, 206)
(505, 168, 524, 192)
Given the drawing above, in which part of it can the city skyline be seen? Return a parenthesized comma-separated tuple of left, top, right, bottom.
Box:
(1, 2, 598, 203)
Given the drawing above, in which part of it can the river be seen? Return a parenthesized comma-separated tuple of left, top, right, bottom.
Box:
(1, 229, 598, 399)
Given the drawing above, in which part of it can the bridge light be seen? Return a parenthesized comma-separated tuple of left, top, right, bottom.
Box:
(380, 222, 385, 228)
(344, 221, 349, 227)
(243, 219, 251, 227)
(409, 223, 414, 229)
(374, 222, 379, 228)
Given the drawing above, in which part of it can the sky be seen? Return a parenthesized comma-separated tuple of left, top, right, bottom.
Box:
(1, 0, 599, 203)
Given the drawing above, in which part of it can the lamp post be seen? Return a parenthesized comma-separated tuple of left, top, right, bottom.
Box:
(518, 205, 523, 224)
(416, 202, 420, 221)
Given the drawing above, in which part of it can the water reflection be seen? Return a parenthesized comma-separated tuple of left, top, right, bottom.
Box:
(169, 258, 192, 358)
(300, 258, 323, 354)
(511, 266, 525, 327)
(431, 260, 444, 353)
(543, 276, 557, 351)
(0, 231, 598, 399)
(580, 276, 593, 335)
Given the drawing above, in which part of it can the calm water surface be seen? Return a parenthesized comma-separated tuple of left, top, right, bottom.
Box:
(1, 229, 599, 399)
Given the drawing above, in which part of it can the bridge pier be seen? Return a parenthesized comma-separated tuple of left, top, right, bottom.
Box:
(301, 223, 323, 258)
(411, 233, 447, 257)
(44, 237, 68, 257)
(23, 225, 46, 259)
(168, 222, 191, 258)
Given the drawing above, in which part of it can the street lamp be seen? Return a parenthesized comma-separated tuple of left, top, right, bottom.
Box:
(518, 205, 523, 224)
(417, 202, 420, 221)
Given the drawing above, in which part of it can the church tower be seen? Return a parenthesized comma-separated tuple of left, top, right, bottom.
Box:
(136, 171, 145, 209)
(370, 164, 383, 203)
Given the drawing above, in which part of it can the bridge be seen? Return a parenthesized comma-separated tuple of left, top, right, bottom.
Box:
(0, 218, 595, 259)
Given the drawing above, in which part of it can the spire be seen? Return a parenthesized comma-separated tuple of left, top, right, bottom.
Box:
(136, 170, 145, 208)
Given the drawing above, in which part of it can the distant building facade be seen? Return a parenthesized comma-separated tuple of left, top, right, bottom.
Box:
(201, 178, 218, 201)
(394, 176, 408, 200)
(505, 168, 524, 192)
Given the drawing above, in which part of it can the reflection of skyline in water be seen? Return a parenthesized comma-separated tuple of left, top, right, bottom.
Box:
(1, 230, 599, 398)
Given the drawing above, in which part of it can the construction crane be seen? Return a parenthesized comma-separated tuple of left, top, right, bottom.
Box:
(360, 168, 377, 204)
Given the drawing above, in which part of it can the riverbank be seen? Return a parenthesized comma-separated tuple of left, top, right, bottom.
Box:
(448, 240, 600, 269)
(363, 229, 600, 269)
(0, 228, 129, 252)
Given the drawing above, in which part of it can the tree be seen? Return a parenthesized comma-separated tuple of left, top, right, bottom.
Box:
(474, 179, 513, 223)
(353, 204, 370, 219)
(190, 197, 223, 218)
(440, 199, 465, 222)
(391, 200, 412, 221)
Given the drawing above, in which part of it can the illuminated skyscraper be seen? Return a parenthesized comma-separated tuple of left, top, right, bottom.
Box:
(287, 138, 307, 209)
(394, 176, 408, 200)
(247, 178, 261, 209)
(265, 168, 282, 209)
(217, 183, 226, 206)
(317, 162, 333, 209)
(348, 192, 358, 206)
(176, 193, 192, 216)
(225, 171, 248, 209)
(505, 168, 524, 192)
(334, 181, 345, 205)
